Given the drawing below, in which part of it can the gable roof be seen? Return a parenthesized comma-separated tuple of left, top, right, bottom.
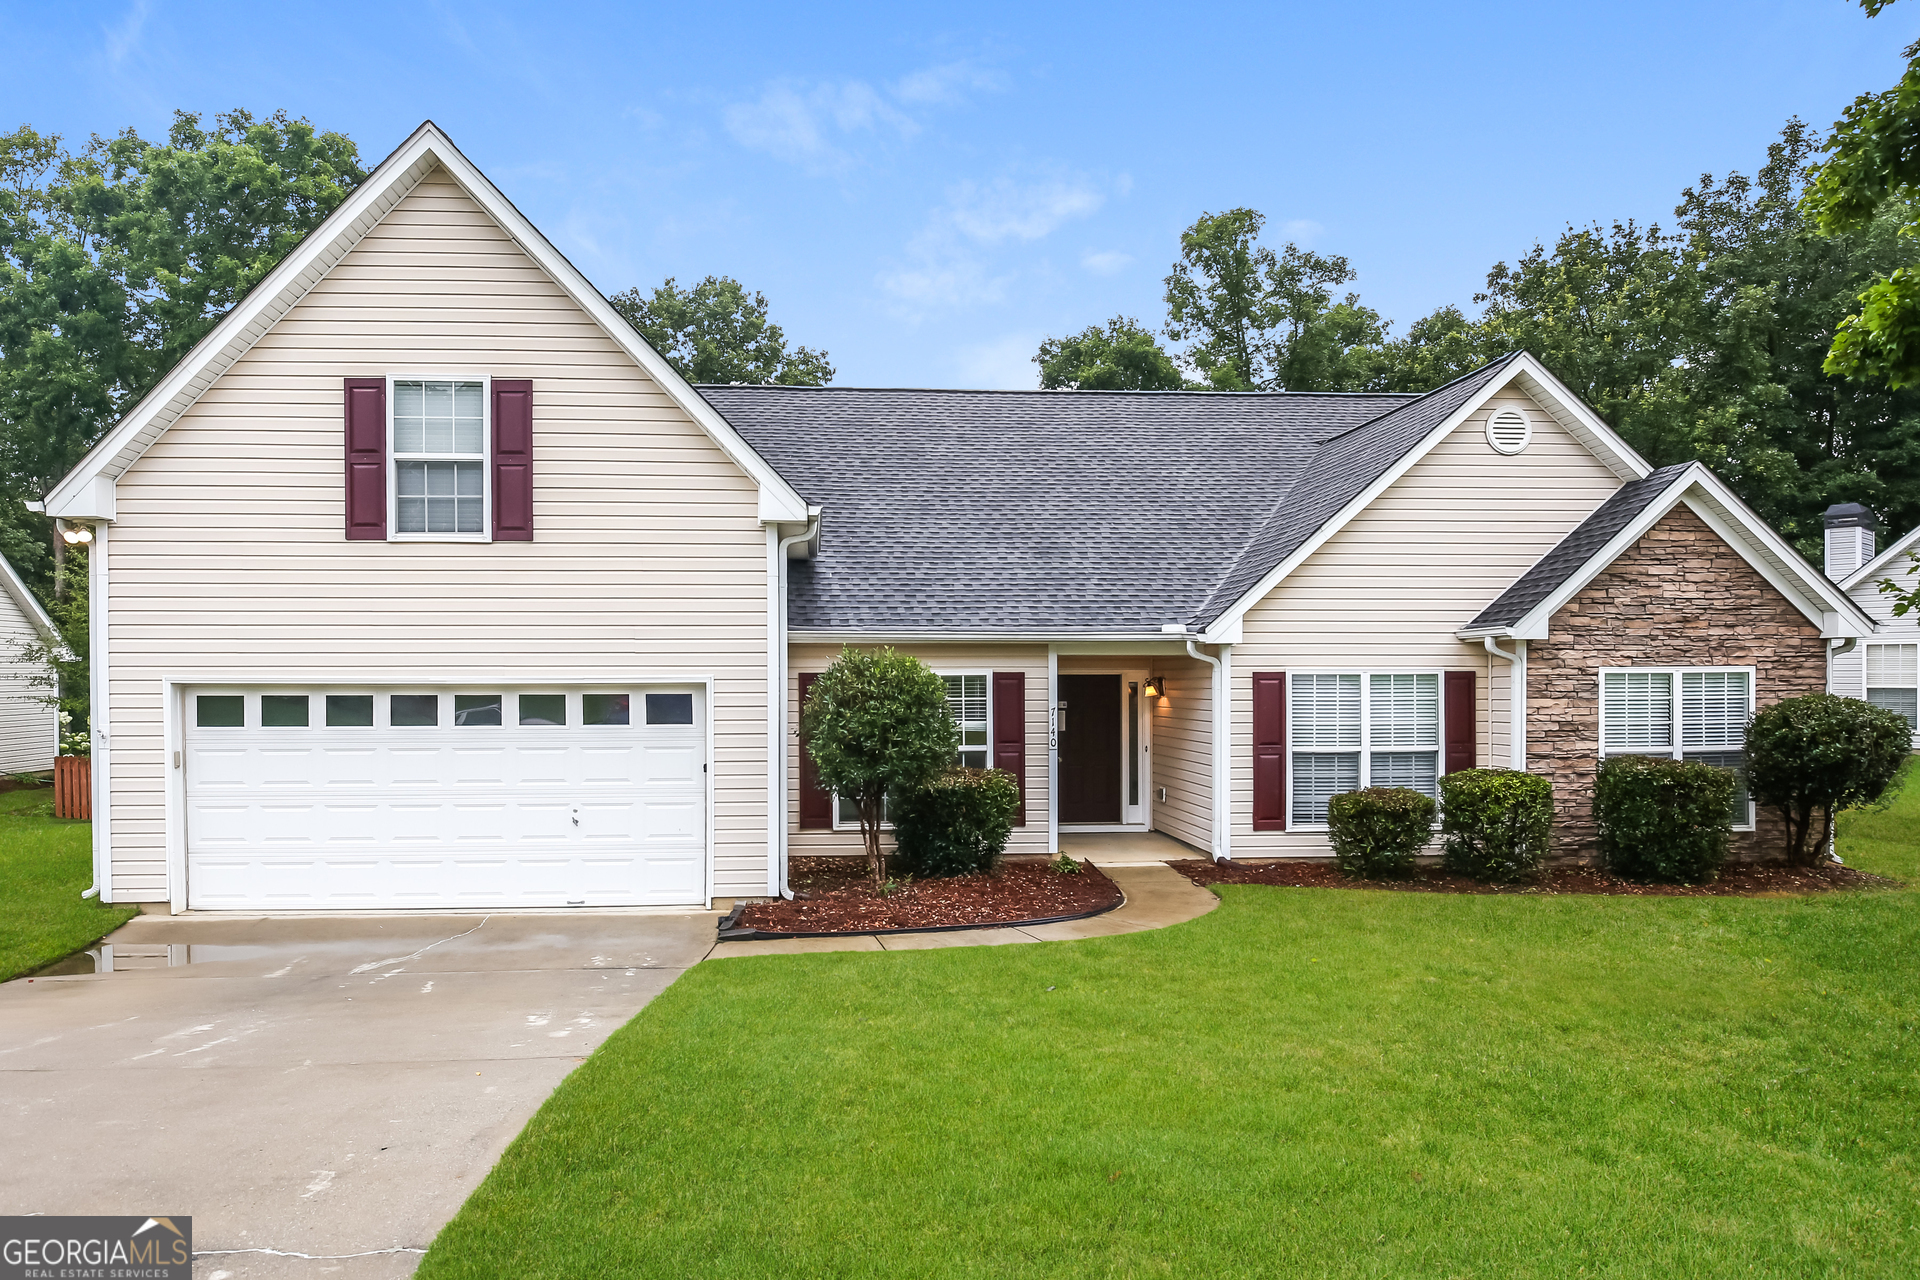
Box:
(708, 352, 1652, 639)
(709, 384, 1417, 637)
(0, 554, 56, 642)
(42, 122, 809, 525)
(1459, 461, 1874, 640)
(1840, 522, 1920, 594)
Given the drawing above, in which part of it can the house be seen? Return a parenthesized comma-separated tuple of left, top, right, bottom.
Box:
(1825, 503, 1920, 749)
(0, 554, 58, 775)
(39, 122, 1877, 913)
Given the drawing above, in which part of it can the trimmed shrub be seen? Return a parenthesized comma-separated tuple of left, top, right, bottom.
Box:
(1439, 769, 1553, 882)
(1746, 693, 1911, 866)
(890, 767, 1022, 878)
(1325, 787, 1435, 878)
(1594, 755, 1735, 883)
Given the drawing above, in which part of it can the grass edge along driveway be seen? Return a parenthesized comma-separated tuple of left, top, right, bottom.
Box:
(430, 769, 1920, 1277)
(0, 786, 136, 983)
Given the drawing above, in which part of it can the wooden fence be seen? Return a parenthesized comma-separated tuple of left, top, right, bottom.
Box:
(54, 755, 90, 820)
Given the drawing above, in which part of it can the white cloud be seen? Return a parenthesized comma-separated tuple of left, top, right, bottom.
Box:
(1280, 218, 1325, 245)
(893, 60, 1007, 105)
(102, 0, 150, 67)
(877, 259, 1013, 311)
(723, 80, 915, 171)
(946, 174, 1104, 245)
(955, 332, 1045, 389)
(1080, 249, 1133, 276)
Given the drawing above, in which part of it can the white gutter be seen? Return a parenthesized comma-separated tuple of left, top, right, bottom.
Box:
(1184, 638, 1231, 861)
(84, 523, 110, 901)
(768, 513, 820, 900)
(1481, 636, 1526, 771)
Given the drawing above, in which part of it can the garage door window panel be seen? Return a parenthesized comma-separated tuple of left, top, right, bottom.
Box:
(519, 694, 566, 726)
(454, 694, 503, 726)
(326, 695, 374, 727)
(391, 694, 439, 727)
(583, 694, 630, 726)
(261, 695, 309, 727)
(196, 695, 244, 728)
(645, 693, 694, 725)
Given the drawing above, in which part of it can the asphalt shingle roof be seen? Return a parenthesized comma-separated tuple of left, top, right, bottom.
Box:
(703, 355, 1530, 635)
(1463, 463, 1691, 630)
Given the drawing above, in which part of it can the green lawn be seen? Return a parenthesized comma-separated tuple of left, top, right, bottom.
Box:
(422, 776, 1920, 1279)
(0, 784, 137, 982)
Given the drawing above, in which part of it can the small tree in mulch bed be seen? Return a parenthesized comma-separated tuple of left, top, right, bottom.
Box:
(1595, 755, 1735, 884)
(892, 767, 1021, 878)
(1439, 769, 1553, 883)
(1745, 693, 1910, 866)
(801, 647, 957, 895)
(1326, 787, 1435, 879)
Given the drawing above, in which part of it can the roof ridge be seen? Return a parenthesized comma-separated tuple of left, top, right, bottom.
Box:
(1308, 351, 1526, 448)
(696, 384, 1423, 398)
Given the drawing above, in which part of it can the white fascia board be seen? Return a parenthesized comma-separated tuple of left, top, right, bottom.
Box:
(41, 121, 811, 526)
(1493, 464, 1874, 640)
(787, 630, 1193, 646)
(1201, 355, 1646, 642)
(1841, 523, 1920, 594)
(0, 552, 56, 640)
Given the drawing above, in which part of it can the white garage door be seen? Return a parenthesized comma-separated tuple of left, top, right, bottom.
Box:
(183, 686, 706, 910)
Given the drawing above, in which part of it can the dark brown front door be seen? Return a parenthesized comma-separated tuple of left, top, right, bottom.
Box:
(1058, 674, 1122, 824)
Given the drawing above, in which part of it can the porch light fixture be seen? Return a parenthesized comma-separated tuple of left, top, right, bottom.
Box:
(1143, 676, 1164, 698)
(57, 520, 92, 545)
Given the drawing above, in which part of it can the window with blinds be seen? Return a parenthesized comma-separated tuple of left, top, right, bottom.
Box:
(1289, 672, 1439, 825)
(1601, 667, 1753, 827)
(1866, 643, 1919, 730)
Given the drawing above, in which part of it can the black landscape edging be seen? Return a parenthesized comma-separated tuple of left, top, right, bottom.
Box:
(715, 863, 1124, 942)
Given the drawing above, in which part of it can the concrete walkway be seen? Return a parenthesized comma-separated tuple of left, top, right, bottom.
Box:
(0, 861, 1216, 1276)
(710, 862, 1216, 958)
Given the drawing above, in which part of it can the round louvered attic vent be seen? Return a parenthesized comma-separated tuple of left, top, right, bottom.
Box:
(1486, 406, 1531, 454)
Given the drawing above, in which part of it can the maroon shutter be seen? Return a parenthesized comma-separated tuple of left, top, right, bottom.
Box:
(992, 671, 1026, 827)
(344, 378, 386, 540)
(1253, 671, 1286, 831)
(492, 379, 533, 541)
(1444, 670, 1477, 773)
(797, 672, 832, 830)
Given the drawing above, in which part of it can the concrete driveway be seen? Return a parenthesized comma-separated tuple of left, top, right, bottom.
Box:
(0, 910, 715, 1278)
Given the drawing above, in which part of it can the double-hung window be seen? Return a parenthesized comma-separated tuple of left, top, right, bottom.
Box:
(1288, 672, 1440, 826)
(392, 379, 487, 537)
(834, 672, 990, 827)
(1599, 667, 1754, 827)
(1865, 643, 1919, 731)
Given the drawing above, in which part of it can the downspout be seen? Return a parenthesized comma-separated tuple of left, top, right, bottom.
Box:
(772, 515, 819, 900)
(83, 523, 109, 900)
(1185, 638, 1230, 862)
(1481, 636, 1527, 771)
(1828, 637, 1858, 863)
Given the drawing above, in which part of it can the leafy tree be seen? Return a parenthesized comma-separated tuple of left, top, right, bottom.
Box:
(1745, 693, 1910, 865)
(1034, 316, 1184, 390)
(1805, 0, 1920, 386)
(1163, 208, 1389, 391)
(0, 109, 364, 597)
(1385, 119, 1920, 557)
(799, 648, 957, 894)
(11, 541, 89, 745)
(609, 276, 832, 386)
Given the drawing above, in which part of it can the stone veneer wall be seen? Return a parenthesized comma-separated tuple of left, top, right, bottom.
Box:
(1526, 505, 1828, 862)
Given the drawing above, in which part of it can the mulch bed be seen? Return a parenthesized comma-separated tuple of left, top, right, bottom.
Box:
(1169, 858, 1901, 897)
(732, 857, 1122, 935)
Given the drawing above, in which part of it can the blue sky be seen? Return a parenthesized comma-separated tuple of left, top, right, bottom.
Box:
(5, 1, 1915, 386)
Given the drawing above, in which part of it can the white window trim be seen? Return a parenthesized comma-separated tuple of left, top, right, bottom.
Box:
(387, 373, 492, 543)
(1596, 664, 1757, 831)
(832, 668, 992, 832)
(1285, 667, 1446, 832)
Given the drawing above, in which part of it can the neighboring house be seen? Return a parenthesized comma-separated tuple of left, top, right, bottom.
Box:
(0, 554, 59, 775)
(40, 122, 1877, 913)
(1826, 504, 1920, 750)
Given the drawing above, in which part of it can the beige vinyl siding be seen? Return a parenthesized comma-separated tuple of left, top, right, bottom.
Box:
(104, 167, 772, 901)
(1835, 553, 1920, 750)
(789, 643, 1051, 857)
(1146, 656, 1212, 851)
(0, 590, 55, 773)
(1230, 387, 1623, 854)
